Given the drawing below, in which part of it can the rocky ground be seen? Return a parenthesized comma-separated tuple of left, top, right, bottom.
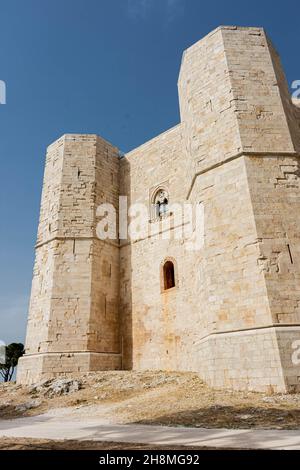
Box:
(1, 371, 300, 430)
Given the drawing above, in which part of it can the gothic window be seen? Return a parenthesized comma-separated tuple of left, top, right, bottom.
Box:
(152, 188, 169, 220)
(163, 260, 175, 290)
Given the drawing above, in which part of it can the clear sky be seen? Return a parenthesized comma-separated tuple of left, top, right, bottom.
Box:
(0, 0, 299, 346)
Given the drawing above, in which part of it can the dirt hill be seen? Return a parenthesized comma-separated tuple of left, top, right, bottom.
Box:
(1, 371, 300, 430)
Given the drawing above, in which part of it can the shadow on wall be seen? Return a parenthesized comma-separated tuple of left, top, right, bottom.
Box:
(119, 156, 133, 369)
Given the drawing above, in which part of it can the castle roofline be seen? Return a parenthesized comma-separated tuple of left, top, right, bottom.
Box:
(178, 25, 265, 83)
(46, 133, 119, 153)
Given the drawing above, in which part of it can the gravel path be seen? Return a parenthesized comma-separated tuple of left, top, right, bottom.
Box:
(0, 413, 300, 449)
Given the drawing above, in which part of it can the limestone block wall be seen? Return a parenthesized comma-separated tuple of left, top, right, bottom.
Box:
(244, 155, 300, 391)
(245, 156, 300, 325)
(121, 144, 293, 391)
(18, 26, 300, 392)
(268, 42, 300, 153)
(18, 135, 121, 384)
(178, 26, 296, 178)
(178, 27, 241, 174)
(118, 26, 300, 392)
(88, 137, 120, 354)
(222, 27, 295, 154)
(120, 124, 198, 371)
(292, 99, 300, 131)
(175, 26, 300, 392)
(44, 238, 93, 353)
(189, 156, 271, 338)
(177, 152, 300, 392)
(194, 328, 287, 393)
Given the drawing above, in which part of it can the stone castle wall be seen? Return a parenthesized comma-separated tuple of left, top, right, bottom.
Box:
(18, 26, 300, 392)
(17, 135, 121, 384)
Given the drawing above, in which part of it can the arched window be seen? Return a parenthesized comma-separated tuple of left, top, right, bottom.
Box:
(163, 260, 175, 290)
(152, 188, 169, 220)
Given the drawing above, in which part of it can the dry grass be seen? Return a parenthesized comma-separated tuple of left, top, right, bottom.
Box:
(0, 437, 214, 450)
(1, 371, 300, 430)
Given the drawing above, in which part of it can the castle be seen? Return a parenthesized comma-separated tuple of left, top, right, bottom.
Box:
(17, 26, 300, 393)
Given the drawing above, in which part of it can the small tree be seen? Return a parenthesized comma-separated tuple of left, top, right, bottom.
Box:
(0, 343, 24, 382)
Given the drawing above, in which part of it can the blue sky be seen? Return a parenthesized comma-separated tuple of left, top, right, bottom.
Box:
(0, 0, 299, 346)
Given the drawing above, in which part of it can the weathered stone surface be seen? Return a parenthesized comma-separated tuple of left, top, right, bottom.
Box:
(44, 379, 82, 397)
(15, 400, 42, 412)
(17, 26, 300, 392)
